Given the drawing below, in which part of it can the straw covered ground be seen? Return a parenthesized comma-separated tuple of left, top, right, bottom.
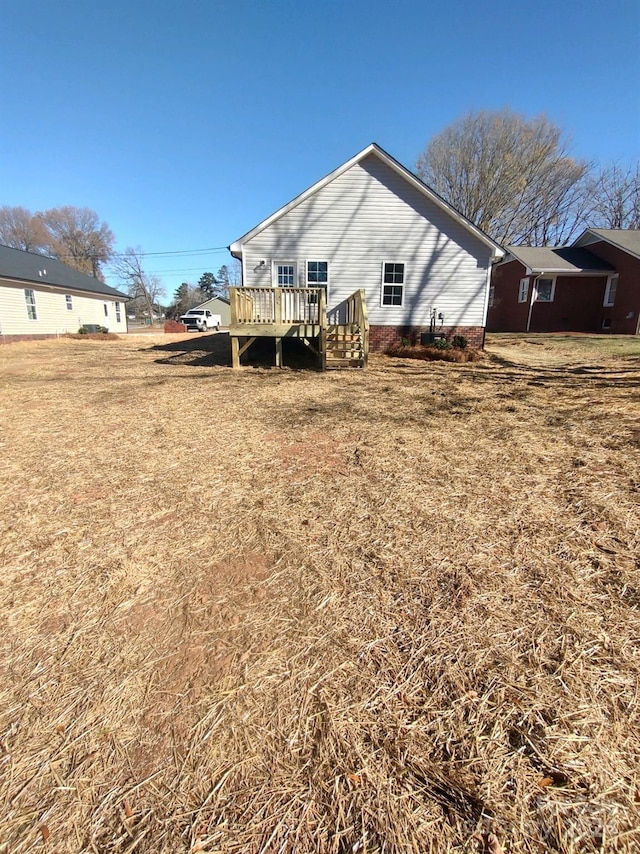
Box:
(1, 332, 639, 853)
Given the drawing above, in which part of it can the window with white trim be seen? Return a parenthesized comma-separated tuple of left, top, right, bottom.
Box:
(24, 288, 37, 320)
(65, 294, 73, 310)
(306, 261, 328, 304)
(535, 278, 555, 302)
(276, 264, 295, 286)
(518, 278, 529, 303)
(382, 262, 405, 306)
(604, 275, 618, 307)
(306, 261, 328, 287)
(115, 301, 121, 322)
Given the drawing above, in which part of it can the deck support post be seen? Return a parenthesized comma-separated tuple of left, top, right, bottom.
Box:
(232, 336, 258, 368)
(275, 336, 282, 367)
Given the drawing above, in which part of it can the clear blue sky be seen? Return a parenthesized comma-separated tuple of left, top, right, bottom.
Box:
(1, 0, 638, 298)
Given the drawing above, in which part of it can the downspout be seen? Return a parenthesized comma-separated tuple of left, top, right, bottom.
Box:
(227, 245, 245, 288)
(481, 261, 494, 348)
(526, 272, 542, 333)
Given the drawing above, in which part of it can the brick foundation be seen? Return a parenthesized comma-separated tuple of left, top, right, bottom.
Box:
(369, 325, 485, 351)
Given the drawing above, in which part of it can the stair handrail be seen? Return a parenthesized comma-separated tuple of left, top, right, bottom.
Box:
(319, 286, 327, 370)
(357, 288, 369, 368)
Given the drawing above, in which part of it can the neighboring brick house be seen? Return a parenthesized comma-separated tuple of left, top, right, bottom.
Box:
(487, 246, 616, 333)
(572, 229, 640, 334)
(488, 230, 640, 335)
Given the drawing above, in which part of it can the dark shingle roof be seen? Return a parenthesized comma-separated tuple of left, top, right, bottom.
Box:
(506, 245, 615, 273)
(585, 229, 640, 258)
(0, 244, 128, 298)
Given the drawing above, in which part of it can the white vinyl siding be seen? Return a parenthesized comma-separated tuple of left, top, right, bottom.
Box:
(0, 280, 128, 336)
(241, 154, 493, 327)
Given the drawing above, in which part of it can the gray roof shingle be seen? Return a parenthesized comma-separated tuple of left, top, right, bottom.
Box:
(505, 245, 615, 273)
(0, 244, 128, 298)
(585, 229, 640, 258)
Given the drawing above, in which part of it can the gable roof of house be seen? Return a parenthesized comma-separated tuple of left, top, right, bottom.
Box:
(573, 229, 640, 260)
(230, 143, 504, 258)
(0, 244, 128, 298)
(503, 245, 615, 274)
(193, 295, 231, 309)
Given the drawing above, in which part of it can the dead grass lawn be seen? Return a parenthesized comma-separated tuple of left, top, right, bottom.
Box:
(0, 333, 639, 853)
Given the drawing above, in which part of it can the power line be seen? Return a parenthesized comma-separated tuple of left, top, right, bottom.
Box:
(51, 245, 230, 262)
(141, 266, 226, 275)
(113, 246, 229, 258)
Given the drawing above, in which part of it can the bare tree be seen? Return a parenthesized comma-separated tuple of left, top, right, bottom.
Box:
(37, 206, 115, 278)
(229, 258, 242, 288)
(0, 206, 48, 252)
(111, 247, 165, 324)
(416, 109, 590, 246)
(167, 281, 204, 318)
(586, 163, 640, 229)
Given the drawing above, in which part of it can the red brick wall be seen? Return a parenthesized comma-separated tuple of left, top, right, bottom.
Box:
(578, 241, 640, 334)
(369, 324, 485, 350)
(487, 260, 532, 332)
(487, 259, 609, 332)
(529, 275, 608, 332)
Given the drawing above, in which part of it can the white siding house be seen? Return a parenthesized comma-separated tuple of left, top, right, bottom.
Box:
(0, 245, 128, 340)
(230, 144, 503, 350)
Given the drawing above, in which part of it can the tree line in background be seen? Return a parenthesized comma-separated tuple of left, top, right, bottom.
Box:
(0, 205, 115, 278)
(166, 266, 236, 318)
(1, 109, 636, 319)
(0, 205, 240, 323)
(416, 109, 639, 246)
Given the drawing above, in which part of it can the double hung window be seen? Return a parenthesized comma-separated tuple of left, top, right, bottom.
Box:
(382, 262, 404, 306)
(24, 289, 37, 320)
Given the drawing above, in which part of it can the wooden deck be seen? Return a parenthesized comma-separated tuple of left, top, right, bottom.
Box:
(229, 287, 369, 370)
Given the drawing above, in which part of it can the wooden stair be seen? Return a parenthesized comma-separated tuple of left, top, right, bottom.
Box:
(324, 324, 366, 369)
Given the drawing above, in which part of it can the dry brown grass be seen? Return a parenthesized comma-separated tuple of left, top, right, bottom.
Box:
(0, 332, 639, 853)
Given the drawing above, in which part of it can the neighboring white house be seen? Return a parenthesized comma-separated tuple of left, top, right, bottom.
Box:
(0, 244, 128, 340)
(229, 143, 504, 349)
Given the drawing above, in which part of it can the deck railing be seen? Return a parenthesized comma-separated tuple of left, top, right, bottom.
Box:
(230, 287, 325, 325)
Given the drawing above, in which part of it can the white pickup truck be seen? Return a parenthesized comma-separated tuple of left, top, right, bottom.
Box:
(179, 309, 221, 332)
